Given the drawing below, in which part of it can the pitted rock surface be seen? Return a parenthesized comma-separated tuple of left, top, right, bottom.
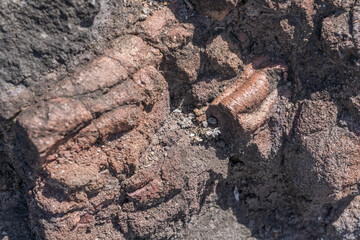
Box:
(1, 0, 360, 240)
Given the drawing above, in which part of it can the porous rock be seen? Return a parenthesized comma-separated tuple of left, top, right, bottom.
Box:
(190, 0, 240, 20)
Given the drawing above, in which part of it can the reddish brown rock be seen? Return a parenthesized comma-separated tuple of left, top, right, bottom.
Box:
(328, 196, 360, 239)
(285, 100, 360, 203)
(127, 178, 163, 204)
(205, 33, 244, 78)
(191, 0, 240, 20)
(174, 42, 202, 82)
(328, 0, 356, 10)
(219, 72, 269, 116)
(82, 80, 144, 115)
(208, 58, 287, 134)
(95, 105, 142, 140)
(17, 98, 93, 158)
(236, 88, 278, 133)
(138, 7, 177, 41)
(11, 24, 170, 240)
(48, 56, 128, 99)
(105, 35, 163, 74)
(162, 24, 195, 49)
(132, 66, 168, 104)
(3, 1, 360, 239)
(321, 12, 356, 61)
(17, 37, 165, 166)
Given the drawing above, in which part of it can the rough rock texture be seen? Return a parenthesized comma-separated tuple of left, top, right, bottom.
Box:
(1, 0, 360, 240)
(190, 0, 241, 20)
(0, 0, 142, 120)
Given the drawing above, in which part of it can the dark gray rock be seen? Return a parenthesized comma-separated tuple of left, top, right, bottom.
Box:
(0, 0, 140, 119)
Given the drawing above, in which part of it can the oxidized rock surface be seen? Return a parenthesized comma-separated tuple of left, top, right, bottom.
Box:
(1, 0, 360, 240)
(17, 33, 169, 239)
(209, 56, 287, 135)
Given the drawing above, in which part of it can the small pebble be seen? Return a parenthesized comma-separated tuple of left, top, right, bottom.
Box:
(194, 136, 203, 142)
(193, 108, 203, 116)
(338, 120, 347, 127)
(142, 6, 151, 15)
(205, 131, 213, 138)
(234, 186, 240, 201)
(139, 14, 147, 21)
(179, 118, 192, 129)
(208, 117, 217, 125)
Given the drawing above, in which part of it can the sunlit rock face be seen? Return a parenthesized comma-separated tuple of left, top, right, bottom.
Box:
(1, 0, 360, 239)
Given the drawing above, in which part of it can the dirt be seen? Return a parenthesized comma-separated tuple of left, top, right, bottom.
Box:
(1, 0, 360, 239)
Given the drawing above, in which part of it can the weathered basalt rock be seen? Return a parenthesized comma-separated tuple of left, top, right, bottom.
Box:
(190, 0, 240, 20)
(205, 33, 244, 78)
(11, 33, 170, 239)
(321, 12, 357, 62)
(285, 100, 360, 204)
(1, 0, 360, 239)
(209, 56, 288, 137)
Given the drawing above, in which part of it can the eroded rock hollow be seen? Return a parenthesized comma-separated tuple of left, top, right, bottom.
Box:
(1, 0, 360, 239)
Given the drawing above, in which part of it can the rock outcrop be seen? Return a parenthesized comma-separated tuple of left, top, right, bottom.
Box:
(1, 0, 360, 239)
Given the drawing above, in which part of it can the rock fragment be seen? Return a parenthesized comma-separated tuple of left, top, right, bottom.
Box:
(284, 100, 360, 204)
(205, 33, 244, 78)
(208, 57, 287, 134)
(321, 12, 356, 61)
(190, 0, 240, 20)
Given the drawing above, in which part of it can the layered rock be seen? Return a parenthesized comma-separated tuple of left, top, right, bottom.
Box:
(14, 35, 169, 239)
(1, 0, 360, 239)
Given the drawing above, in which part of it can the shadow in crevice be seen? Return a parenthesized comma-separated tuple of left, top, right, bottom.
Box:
(209, 91, 360, 239)
(158, 1, 251, 112)
(0, 118, 37, 240)
(211, 132, 359, 239)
